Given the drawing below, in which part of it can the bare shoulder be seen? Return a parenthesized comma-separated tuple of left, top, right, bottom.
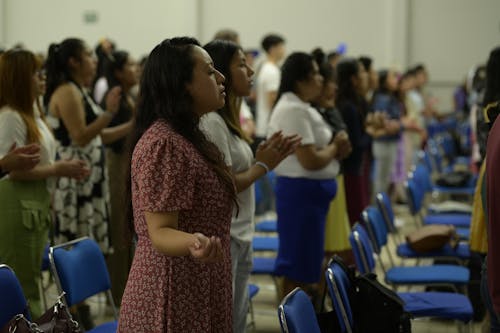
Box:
(49, 83, 82, 117)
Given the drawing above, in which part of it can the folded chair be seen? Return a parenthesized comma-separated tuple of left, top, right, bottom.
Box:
(349, 223, 469, 292)
(278, 287, 321, 333)
(49, 237, 118, 332)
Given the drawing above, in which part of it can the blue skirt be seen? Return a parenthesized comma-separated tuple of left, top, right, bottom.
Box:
(274, 176, 337, 283)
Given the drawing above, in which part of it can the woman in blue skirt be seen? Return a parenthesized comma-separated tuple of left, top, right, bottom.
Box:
(268, 52, 350, 297)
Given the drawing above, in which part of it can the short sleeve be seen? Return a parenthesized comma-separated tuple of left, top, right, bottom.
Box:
(0, 110, 27, 158)
(134, 138, 196, 212)
(199, 113, 232, 166)
(278, 107, 315, 146)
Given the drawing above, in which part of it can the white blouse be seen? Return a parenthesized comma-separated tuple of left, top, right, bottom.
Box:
(0, 105, 56, 185)
(267, 92, 340, 179)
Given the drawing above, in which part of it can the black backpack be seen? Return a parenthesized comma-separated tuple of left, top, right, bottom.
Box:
(352, 273, 412, 333)
(321, 256, 411, 333)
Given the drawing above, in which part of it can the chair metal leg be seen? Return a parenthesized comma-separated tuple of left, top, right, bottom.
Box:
(39, 271, 48, 311)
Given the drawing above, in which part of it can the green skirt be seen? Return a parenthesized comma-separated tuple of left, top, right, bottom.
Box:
(0, 179, 50, 318)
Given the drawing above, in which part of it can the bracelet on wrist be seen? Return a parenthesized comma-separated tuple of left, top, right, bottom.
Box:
(255, 161, 269, 174)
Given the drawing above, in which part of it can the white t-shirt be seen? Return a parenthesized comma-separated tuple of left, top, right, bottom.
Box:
(267, 92, 340, 179)
(200, 112, 255, 242)
(255, 61, 280, 137)
(93, 77, 109, 104)
(0, 106, 56, 185)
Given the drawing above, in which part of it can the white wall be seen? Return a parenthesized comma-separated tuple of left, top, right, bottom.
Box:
(200, 0, 408, 69)
(2, 0, 408, 68)
(2, 0, 499, 111)
(409, 0, 500, 111)
(2, 0, 198, 58)
(0, 0, 5, 48)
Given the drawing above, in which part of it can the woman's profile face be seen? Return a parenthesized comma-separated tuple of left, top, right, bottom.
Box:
(230, 49, 254, 97)
(116, 56, 138, 88)
(299, 61, 323, 102)
(317, 79, 337, 108)
(74, 45, 97, 87)
(186, 46, 226, 116)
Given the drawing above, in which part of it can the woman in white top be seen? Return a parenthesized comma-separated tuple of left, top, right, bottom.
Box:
(200, 40, 299, 332)
(267, 52, 347, 298)
(0, 49, 89, 318)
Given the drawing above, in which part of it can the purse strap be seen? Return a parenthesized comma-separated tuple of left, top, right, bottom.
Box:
(5, 314, 43, 333)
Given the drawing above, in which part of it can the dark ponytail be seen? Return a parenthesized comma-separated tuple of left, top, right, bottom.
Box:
(44, 38, 85, 106)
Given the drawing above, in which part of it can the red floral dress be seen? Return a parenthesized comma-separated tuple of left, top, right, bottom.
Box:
(118, 121, 233, 332)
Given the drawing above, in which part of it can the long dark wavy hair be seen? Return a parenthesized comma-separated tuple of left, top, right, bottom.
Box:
(126, 37, 237, 233)
(204, 39, 251, 142)
(44, 38, 86, 106)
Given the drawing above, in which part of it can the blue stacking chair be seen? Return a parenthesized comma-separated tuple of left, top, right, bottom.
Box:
(278, 288, 321, 333)
(375, 192, 402, 244)
(349, 224, 469, 292)
(325, 259, 354, 333)
(406, 177, 471, 240)
(325, 258, 473, 333)
(412, 161, 475, 198)
(363, 205, 470, 264)
(0, 264, 31, 329)
(255, 220, 277, 233)
(247, 284, 260, 330)
(252, 236, 279, 252)
(49, 237, 118, 333)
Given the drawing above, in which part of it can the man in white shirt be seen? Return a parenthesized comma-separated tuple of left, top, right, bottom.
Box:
(255, 34, 286, 143)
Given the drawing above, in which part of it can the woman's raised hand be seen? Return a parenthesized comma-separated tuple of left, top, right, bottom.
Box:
(256, 131, 301, 170)
(188, 233, 223, 263)
(0, 143, 41, 172)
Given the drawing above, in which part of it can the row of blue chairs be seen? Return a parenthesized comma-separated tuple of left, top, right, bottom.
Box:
(1, 237, 118, 332)
(278, 256, 473, 333)
(2, 238, 263, 333)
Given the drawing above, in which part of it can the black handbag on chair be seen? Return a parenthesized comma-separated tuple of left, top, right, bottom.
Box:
(1, 294, 81, 333)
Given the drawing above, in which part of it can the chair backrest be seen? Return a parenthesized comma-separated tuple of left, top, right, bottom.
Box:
(362, 206, 389, 253)
(326, 260, 354, 333)
(426, 138, 444, 173)
(405, 175, 425, 215)
(49, 237, 116, 318)
(349, 224, 376, 274)
(412, 163, 433, 193)
(375, 192, 396, 234)
(0, 264, 29, 328)
(278, 288, 321, 333)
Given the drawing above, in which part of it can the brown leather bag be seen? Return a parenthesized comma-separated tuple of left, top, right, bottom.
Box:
(406, 225, 459, 253)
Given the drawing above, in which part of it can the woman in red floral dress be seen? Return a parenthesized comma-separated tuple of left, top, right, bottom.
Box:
(118, 37, 237, 333)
